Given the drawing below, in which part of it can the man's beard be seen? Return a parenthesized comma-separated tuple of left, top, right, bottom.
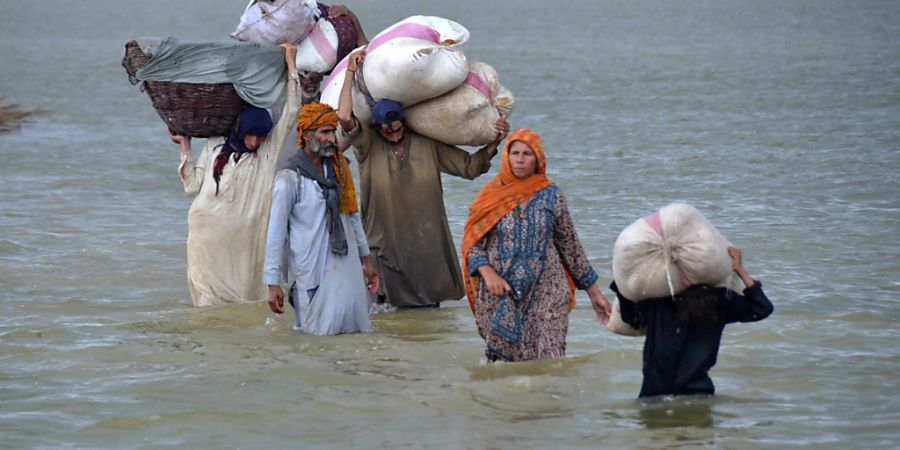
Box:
(308, 137, 336, 158)
(301, 86, 320, 101)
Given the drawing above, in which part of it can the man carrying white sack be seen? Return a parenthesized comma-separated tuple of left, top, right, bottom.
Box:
(264, 102, 379, 335)
(337, 50, 510, 308)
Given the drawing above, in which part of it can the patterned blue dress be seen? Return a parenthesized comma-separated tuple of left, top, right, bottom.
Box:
(467, 184, 598, 361)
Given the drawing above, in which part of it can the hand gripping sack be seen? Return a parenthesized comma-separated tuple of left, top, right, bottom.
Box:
(612, 203, 736, 302)
(320, 15, 470, 124)
(232, 0, 319, 45)
(404, 62, 515, 146)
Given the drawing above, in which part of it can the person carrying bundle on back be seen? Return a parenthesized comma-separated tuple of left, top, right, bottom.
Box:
(337, 50, 510, 309)
(610, 247, 774, 398)
(169, 44, 300, 307)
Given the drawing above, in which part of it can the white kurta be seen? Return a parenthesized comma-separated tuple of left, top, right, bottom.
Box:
(178, 80, 299, 307)
(264, 168, 372, 335)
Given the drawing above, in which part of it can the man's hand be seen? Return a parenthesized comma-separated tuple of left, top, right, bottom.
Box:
(361, 255, 381, 294)
(492, 114, 510, 143)
(281, 43, 297, 75)
(168, 128, 190, 151)
(267, 285, 285, 314)
(347, 50, 364, 72)
(483, 114, 510, 157)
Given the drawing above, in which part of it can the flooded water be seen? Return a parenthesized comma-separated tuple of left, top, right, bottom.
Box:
(1, 0, 899, 448)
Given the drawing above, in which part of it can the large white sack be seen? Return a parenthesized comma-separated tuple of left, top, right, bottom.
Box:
(320, 15, 470, 124)
(404, 62, 514, 146)
(296, 17, 340, 74)
(612, 203, 739, 302)
(232, 0, 319, 45)
(296, 11, 360, 74)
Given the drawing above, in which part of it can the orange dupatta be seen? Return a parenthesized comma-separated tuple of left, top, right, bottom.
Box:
(460, 128, 576, 314)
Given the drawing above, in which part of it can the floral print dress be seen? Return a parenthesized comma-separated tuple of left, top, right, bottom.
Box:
(467, 184, 598, 361)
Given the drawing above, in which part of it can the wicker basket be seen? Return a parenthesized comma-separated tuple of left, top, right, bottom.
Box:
(122, 40, 246, 138)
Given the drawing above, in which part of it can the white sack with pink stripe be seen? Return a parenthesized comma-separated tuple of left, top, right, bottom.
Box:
(612, 203, 742, 302)
(296, 17, 340, 74)
(321, 16, 470, 124)
(405, 62, 514, 146)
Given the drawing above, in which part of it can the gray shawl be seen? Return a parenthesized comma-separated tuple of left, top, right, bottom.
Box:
(288, 151, 348, 256)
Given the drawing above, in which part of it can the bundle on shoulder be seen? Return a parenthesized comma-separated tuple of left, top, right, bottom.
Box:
(231, 0, 320, 46)
(612, 203, 744, 303)
(232, 0, 359, 75)
(320, 15, 471, 124)
(405, 61, 514, 146)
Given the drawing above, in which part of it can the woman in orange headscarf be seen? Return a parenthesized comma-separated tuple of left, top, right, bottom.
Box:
(461, 128, 611, 362)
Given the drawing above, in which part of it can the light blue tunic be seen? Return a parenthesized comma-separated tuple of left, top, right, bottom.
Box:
(264, 166, 372, 335)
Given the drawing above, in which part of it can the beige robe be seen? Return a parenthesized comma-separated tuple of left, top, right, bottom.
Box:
(344, 124, 494, 307)
(178, 80, 299, 306)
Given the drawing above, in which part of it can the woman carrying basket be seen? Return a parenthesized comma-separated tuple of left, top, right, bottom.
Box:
(461, 128, 612, 362)
(168, 44, 300, 307)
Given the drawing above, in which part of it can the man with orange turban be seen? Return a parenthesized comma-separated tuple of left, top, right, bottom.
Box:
(263, 102, 379, 335)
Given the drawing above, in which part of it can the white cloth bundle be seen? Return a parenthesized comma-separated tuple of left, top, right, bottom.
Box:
(612, 203, 740, 302)
(295, 17, 341, 74)
(606, 296, 646, 337)
(232, 0, 319, 45)
(320, 15, 470, 124)
(404, 62, 514, 146)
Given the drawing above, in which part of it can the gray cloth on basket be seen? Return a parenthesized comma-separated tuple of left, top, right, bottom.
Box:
(134, 37, 287, 108)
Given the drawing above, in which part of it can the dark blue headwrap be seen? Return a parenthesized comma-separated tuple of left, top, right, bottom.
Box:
(213, 106, 273, 194)
(371, 99, 404, 125)
(224, 106, 273, 153)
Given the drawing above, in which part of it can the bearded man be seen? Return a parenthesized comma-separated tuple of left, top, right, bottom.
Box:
(263, 102, 379, 335)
